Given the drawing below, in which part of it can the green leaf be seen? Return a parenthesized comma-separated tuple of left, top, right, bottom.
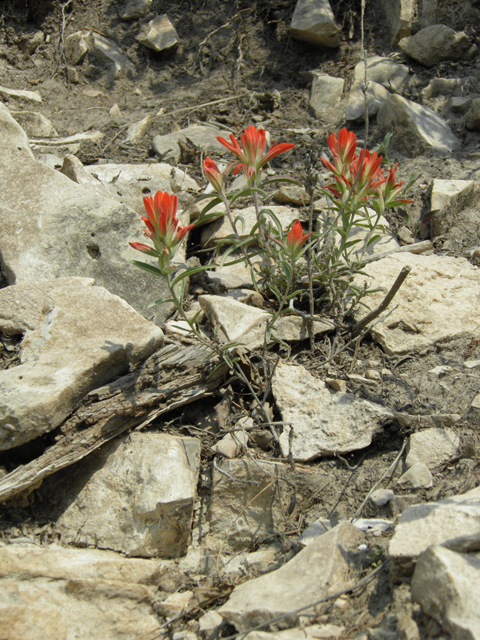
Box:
(259, 176, 303, 188)
(148, 297, 175, 307)
(228, 187, 268, 205)
(170, 263, 215, 286)
(130, 260, 166, 278)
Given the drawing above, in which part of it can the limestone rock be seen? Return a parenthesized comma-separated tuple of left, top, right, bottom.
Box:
(0, 107, 178, 325)
(290, 0, 340, 48)
(466, 98, 480, 130)
(218, 522, 364, 631)
(354, 57, 410, 93)
(397, 462, 433, 489)
(354, 252, 480, 356)
(370, 488, 395, 507)
(240, 625, 345, 640)
(346, 81, 390, 122)
(86, 31, 136, 79)
(406, 428, 461, 470)
(56, 433, 199, 557)
(211, 429, 249, 459)
(430, 179, 479, 237)
(418, 0, 480, 30)
(119, 0, 152, 20)
(380, 0, 415, 44)
(0, 544, 165, 640)
(0, 278, 164, 450)
(0, 85, 42, 103)
(198, 295, 330, 351)
(10, 111, 57, 138)
(136, 14, 179, 52)
(399, 25, 477, 67)
(84, 161, 199, 212)
(64, 30, 90, 65)
(309, 73, 344, 120)
(377, 94, 460, 156)
(152, 124, 231, 162)
(389, 485, 480, 578)
(274, 185, 311, 206)
(273, 363, 394, 461)
(411, 546, 480, 640)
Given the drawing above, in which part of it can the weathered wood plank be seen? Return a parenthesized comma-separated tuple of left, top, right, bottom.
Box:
(0, 342, 227, 503)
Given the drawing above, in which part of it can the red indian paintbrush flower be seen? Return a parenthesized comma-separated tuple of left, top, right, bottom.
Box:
(376, 163, 414, 208)
(322, 128, 358, 175)
(217, 125, 294, 183)
(203, 157, 224, 193)
(287, 220, 312, 252)
(129, 190, 194, 270)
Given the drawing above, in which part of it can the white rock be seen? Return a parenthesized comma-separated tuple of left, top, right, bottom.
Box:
(199, 610, 224, 632)
(119, 0, 152, 20)
(466, 98, 480, 130)
(352, 518, 394, 533)
(157, 591, 194, 617)
(152, 124, 232, 162)
(379, 0, 415, 43)
(290, 0, 340, 48)
(406, 428, 461, 470)
(241, 625, 345, 639)
(273, 363, 394, 461)
(354, 57, 410, 92)
(309, 73, 344, 120)
(0, 279, 163, 450)
(124, 115, 150, 143)
(0, 108, 180, 324)
(377, 94, 460, 156)
(84, 161, 199, 211)
(10, 111, 57, 138)
(354, 253, 480, 355)
(389, 485, 480, 578)
(397, 462, 433, 489)
(0, 85, 42, 103)
(346, 81, 390, 122)
(0, 544, 166, 639)
(430, 179, 479, 237)
(198, 295, 331, 351)
(370, 488, 395, 506)
(136, 14, 179, 52)
(86, 31, 136, 78)
(64, 30, 90, 65)
(298, 518, 332, 545)
(211, 429, 249, 459)
(218, 522, 364, 631)
(274, 185, 311, 206)
(57, 433, 200, 557)
(411, 545, 480, 640)
(399, 25, 477, 67)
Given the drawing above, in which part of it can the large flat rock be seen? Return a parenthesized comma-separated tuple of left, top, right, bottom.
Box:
(0, 278, 163, 450)
(0, 107, 180, 325)
(0, 544, 165, 640)
(273, 363, 393, 461)
(377, 93, 460, 156)
(389, 485, 480, 579)
(218, 522, 364, 631)
(355, 252, 480, 355)
(411, 546, 480, 640)
(57, 433, 200, 557)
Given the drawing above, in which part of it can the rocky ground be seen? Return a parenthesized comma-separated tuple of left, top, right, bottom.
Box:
(1, 0, 480, 639)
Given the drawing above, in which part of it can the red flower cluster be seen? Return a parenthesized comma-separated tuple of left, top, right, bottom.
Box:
(216, 125, 294, 184)
(321, 128, 412, 208)
(129, 190, 194, 270)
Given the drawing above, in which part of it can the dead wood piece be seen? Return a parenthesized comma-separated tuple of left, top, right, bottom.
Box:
(0, 342, 227, 504)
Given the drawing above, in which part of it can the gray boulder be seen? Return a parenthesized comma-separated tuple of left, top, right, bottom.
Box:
(290, 0, 340, 48)
(399, 25, 477, 67)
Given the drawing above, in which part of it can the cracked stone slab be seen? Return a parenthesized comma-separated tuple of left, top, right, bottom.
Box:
(0, 544, 166, 640)
(377, 93, 460, 156)
(57, 433, 200, 557)
(354, 252, 480, 355)
(0, 107, 179, 325)
(389, 485, 480, 579)
(273, 363, 394, 461)
(0, 278, 163, 450)
(218, 522, 364, 631)
(411, 546, 480, 640)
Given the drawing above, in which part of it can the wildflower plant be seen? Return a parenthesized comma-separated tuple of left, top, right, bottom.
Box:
(129, 124, 413, 348)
